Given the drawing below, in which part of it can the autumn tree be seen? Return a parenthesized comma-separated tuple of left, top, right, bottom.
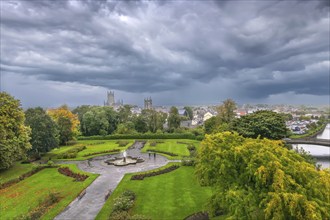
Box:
(0, 92, 31, 169)
(196, 132, 330, 219)
(232, 110, 289, 139)
(25, 107, 59, 158)
(47, 105, 80, 145)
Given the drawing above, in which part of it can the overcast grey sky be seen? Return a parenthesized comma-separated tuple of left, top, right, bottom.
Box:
(1, 0, 329, 108)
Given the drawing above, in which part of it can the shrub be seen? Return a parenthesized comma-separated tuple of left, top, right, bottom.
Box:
(109, 211, 129, 220)
(113, 196, 134, 212)
(109, 190, 136, 219)
(47, 160, 55, 167)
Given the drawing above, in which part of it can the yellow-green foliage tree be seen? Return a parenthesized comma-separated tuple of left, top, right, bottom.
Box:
(47, 105, 80, 145)
(196, 132, 330, 219)
(0, 92, 31, 169)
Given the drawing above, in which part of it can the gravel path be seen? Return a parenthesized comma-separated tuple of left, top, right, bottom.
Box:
(55, 142, 171, 220)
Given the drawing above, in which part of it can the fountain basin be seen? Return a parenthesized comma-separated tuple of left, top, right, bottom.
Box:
(105, 156, 144, 166)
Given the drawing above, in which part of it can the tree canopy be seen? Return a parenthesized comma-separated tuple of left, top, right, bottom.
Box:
(196, 132, 330, 219)
(0, 92, 31, 169)
(168, 106, 181, 132)
(47, 105, 80, 144)
(232, 110, 289, 139)
(25, 107, 59, 157)
(216, 99, 237, 124)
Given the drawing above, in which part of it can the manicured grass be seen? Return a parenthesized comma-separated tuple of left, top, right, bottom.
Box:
(44, 140, 134, 160)
(0, 162, 35, 185)
(0, 164, 98, 219)
(141, 139, 200, 159)
(96, 165, 211, 220)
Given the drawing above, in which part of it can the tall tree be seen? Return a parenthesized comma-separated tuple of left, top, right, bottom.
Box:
(25, 107, 59, 158)
(81, 107, 110, 136)
(184, 106, 194, 120)
(168, 106, 181, 132)
(0, 92, 31, 169)
(216, 99, 237, 124)
(57, 116, 73, 145)
(196, 132, 330, 219)
(47, 105, 80, 144)
(118, 105, 133, 123)
(232, 110, 289, 139)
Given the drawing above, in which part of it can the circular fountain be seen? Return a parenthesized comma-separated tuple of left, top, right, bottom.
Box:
(105, 150, 144, 166)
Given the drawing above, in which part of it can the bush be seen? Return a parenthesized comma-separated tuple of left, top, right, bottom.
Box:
(113, 196, 134, 212)
(109, 190, 136, 219)
(109, 211, 129, 220)
(47, 160, 55, 167)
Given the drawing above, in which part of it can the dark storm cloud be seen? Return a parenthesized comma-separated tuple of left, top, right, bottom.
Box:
(0, 0, 329, 104)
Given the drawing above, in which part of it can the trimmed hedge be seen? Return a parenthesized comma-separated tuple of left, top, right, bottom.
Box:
(0, 165, 56, 189)
(83, 149, 120, 157)
(131, 165, 180, 180)
(57, 146, 87, 159)
(146, 149, 178, 157)
(78, 133, 199, 140)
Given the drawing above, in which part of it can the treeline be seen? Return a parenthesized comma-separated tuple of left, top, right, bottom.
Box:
(0, 92, 201, 170)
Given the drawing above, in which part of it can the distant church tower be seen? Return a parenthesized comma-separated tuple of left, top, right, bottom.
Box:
(144, 97, 153, 109)
(104, 91, 115, 106)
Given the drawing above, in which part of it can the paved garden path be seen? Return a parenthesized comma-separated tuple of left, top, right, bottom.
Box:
(55, 142, 172, 220)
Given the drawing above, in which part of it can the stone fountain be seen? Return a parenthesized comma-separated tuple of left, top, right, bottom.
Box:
(105, 150, 144, 166)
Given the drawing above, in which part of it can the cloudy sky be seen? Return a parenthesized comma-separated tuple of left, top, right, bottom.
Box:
(1, 0, 329, 108)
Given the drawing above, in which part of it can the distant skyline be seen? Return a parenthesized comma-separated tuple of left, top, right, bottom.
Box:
(1, 0, 329, 108)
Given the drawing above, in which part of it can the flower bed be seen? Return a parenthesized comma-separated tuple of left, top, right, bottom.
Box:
(131, 165, 180, 180)
(57, 167, 88, 181)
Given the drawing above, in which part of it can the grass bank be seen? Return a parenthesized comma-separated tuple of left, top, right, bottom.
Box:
(96, 165, 211, 220)
(0, 164, 98, 219)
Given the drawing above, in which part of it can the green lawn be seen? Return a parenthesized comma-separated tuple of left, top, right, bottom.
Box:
(44, 140, 134, 160)
(96, 165, 211, 220)
(141, 139, 200, 159)
(0, 162, 35, 185)
(0, 164, 98, 220)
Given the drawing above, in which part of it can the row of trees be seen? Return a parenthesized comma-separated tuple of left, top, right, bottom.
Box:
(0, 93, 80, 169)
(73, 105, 192, 136)
(0, 92, 196, 169)
(204, 99, 290, 140)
